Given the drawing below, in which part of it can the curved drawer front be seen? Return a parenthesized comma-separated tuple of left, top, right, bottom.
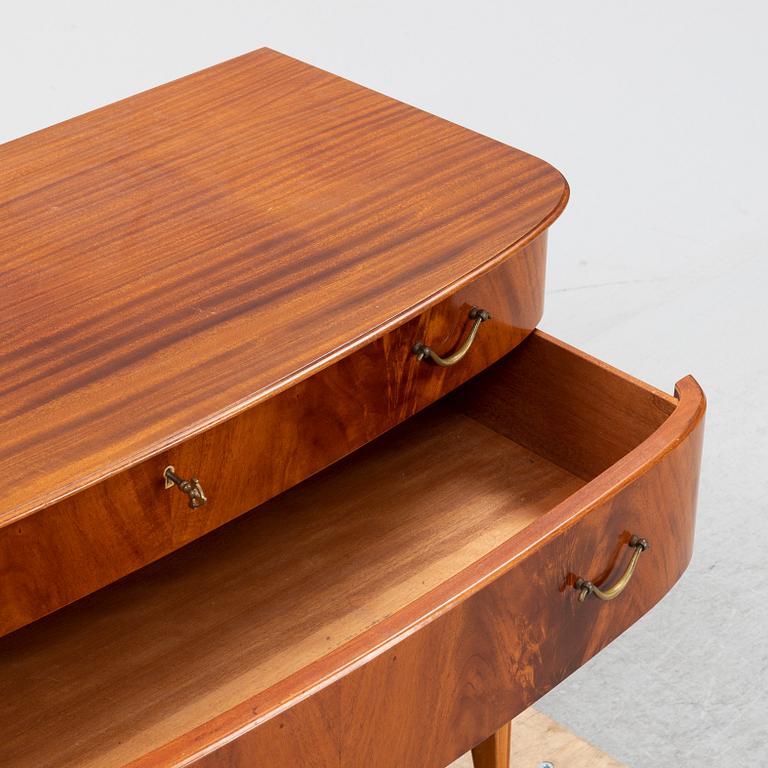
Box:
(182, 334, 705, 768)
(337, 391, 703, 767)
(0, 234, 546, 637)
(0, 332, 704, 768)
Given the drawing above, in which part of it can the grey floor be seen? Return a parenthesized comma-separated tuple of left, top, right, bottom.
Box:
(2, 2, 766, 765)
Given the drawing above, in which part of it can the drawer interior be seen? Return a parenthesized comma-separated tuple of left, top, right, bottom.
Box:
(0, 332, 677, 768)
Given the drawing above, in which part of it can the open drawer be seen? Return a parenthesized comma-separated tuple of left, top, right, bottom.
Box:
(0, 331, 705, 768)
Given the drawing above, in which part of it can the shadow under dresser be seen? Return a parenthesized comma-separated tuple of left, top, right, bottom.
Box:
(0, 48, 704, 768)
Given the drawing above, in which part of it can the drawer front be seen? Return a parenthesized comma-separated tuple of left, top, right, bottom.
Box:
(174, 334, 705, 768)
(0, 234, 546, 637)
(336, 403, 704, 767)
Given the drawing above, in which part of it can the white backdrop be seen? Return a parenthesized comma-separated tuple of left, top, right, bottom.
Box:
(2, 2, 766, 764)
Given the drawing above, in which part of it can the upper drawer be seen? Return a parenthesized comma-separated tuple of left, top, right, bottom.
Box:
(0, 48, 568, 621)
(0, 235, 547, 637)
(0, 331, 705, 768)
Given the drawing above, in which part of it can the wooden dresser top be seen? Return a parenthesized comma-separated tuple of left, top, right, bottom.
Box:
(0, 48, 567, 524)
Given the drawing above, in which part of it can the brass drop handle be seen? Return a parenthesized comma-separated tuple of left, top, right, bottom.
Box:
(164, 466, 208, 509)
(575, 535, 649, 602)
(412, 307, 491, 367)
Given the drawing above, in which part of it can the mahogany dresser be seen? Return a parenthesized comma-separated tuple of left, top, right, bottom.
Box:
(0, 49, 705, 768)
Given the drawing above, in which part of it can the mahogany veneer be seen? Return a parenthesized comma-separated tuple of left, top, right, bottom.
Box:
(0, 48, 558, 636)
(0, 48, 704, 768)
(0, 48, 565, 526)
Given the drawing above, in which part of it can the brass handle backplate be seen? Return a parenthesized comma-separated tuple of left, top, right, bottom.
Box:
(164, 466, 208, 509)
(412, 307, 491, 367)
(575, 535, 649, 602)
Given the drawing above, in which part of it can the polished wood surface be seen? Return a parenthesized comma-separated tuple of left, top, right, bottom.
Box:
(0, 332, 704, 768)
(0, 46, 702, 768)
(0, 47, 567, 534)
(471, 723, 511, 768)
(0, 238, 547, 636)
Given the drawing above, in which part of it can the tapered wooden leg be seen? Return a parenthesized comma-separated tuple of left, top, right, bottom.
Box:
(471, 722, 511, 768)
